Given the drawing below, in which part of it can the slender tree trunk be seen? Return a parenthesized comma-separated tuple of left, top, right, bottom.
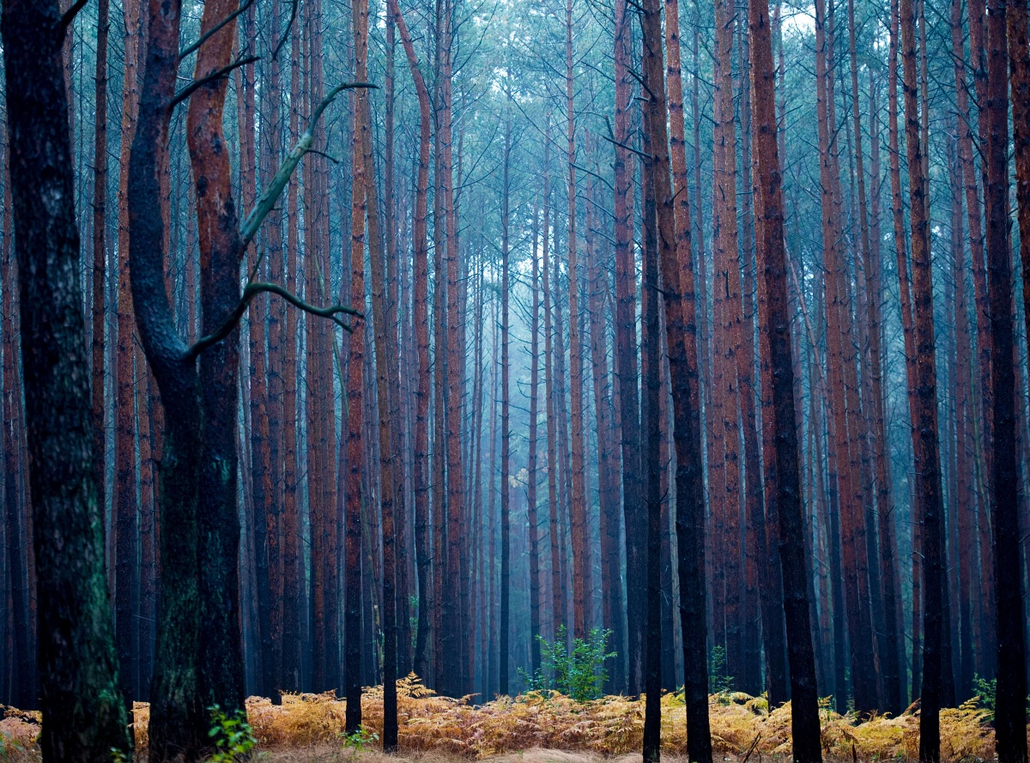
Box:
(866, 65, 904, 716)
(499, 112, 512, 696)
(563, 0, 589, 642)
(92, 0, 110, 525)
(345, 0, 369, 731)
(281, 19, 303, 693)
(639, 54, 661, 762)
(115, 0, 142, 710)
(260, 0, 285, 704)
(586, 187, 621, 692)
(2, 196, 32, 710)
(988, 3, 1028, 759)
(899, 0, 945, 755)
(641, 0, 711, 753)
(528, 199, 543, 677)
(542, 139, 567, 639)
(360, 11, 400, 740)
(947, 130, 977, 702)
(613, 0, 643, 694)
(389, 0, 432, 686)
(749, 0, 822, 757)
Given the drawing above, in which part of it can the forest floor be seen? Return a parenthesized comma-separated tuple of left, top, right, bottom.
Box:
(1, 675, 1023, 761)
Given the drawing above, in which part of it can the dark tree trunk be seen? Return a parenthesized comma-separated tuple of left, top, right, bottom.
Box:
(345, 0, 369, 730)
(988, 2, 1029, 759)
(899, 0, 946, 757)
(1, 2, 131, 757)
(749, 0, 822, 758)
(613, 0, 643, 695)
(499, 112, 512, 696)
(3, 149, 33, 713)
(528, 199, 543, 677)
(638, 43, 661, 760)
(389, 0, 432, 683)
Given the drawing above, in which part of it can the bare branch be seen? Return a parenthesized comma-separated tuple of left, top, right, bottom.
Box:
(601, 132, 650, 160)
(171, 55, 259, 107)
(58, 0, 90, 40)
(178, 0, 255, 60)
(240, 81, 377, 274)
(273, 0, 299, 61)
(187, 281, 363, 361)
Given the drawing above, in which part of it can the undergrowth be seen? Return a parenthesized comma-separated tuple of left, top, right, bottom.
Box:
(2, 675, 1026, 761)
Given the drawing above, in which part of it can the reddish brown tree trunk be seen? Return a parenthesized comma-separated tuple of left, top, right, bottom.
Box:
(114, 0, 142, 709)
(899, 0, 946, 754)
(612, 0, 643, 694)
(92, 0, 110, 517)
(541, 139, 567, 639)
(528, 199, 543, 676)
(750, 0, 823, 755)
(389, 0, 432, 684)
(499, 112, 512, 696)
(988, 2, 1028, 759)
(642, 0, 710, 752)
(563, 0, 589, 642)
(281, 18, 302, 693)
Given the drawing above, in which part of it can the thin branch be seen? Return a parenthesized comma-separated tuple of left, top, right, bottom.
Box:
(273, 0, 299, 61)
(187, 282, 363, 361)
(171, 55, 259, 107)
(178, 0, 255, 60)
(58, 0, 90, 40)
(601, 132, 650, 160)
(240, 81, 377, 275)
(308, 149, 341, 164)
(572, 161, 613, 191)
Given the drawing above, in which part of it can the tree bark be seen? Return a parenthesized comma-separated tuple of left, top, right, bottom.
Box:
(989, 2, 1029, 759)
(749, 0, 822, 757)
(899, 0, 946, 756)
(1, 2, 132, 756)
(613, 0, 643, 694)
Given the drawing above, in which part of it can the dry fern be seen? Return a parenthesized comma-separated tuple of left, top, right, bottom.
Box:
(0, 676, 1024, 761)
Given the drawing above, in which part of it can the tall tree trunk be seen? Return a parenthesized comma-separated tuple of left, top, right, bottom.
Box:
(900, 0, 946, 756)
(359, 1, 399, 737)
(528, 199, 543, 677)
(115, 0, 142, 710)
(613, 0, 643, 694)
(749, 0, 822, 757)
(542, 139, 567, 639)
(92, 0, 110, 526)
(947, 130, 977, 702)
(388, 0, 433, 687)
(563, 0, 589, 642)
(1, 2, 131, 755)
(1009, 0, 1030, 722)
(345, 0, 369, 731)
(968, 0, 998, 683)
(866, 63, 904, 716)
(586, 187, 621, 692)
(638, 51, 661, 761)
(281, 18, 303, 692)
(499, 112, 512, 696)
(642, 0, 711, 754)
(989, 2, 1028, 759)
(260, 0, 285, 704)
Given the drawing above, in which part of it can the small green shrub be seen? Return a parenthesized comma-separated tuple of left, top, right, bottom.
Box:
(519, 625, 615, 701)
(709, 645, 732, 694)
(207, 704, 257, 762)
(341, 724, 379, 752)
(972, 674, 996, 721)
